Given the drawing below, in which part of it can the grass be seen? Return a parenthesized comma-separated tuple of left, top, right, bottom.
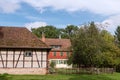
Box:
(2, 73, 120, 80)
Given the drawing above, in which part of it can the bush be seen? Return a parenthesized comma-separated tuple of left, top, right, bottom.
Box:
(49, 62, 56, 74)
(50, 61, 56, 68)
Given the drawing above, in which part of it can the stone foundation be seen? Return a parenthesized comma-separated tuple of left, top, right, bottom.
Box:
(0, 68, 47, 75)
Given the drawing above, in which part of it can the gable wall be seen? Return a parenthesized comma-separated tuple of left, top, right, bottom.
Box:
(0, 49, 48, 74)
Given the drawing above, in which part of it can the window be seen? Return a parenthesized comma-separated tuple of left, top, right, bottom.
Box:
(67, 52, 69, 56)
(51, 60, 56, 64)
(53, 51, 56, 56)
(64, 60, 67, 64)
(51, 60, 68, 64)
(59, 60, 64, 64)
(51, 45, 61, 49)
(24, 51, 33, 57)
(60, 52, 63, 56)
(59, 60, 67, 64)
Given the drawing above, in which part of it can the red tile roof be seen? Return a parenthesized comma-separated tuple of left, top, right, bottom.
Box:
(45, 38, 71, 51)
(0, 26, 50, 49)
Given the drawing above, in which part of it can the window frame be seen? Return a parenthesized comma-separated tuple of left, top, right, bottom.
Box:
(67, 52, 69, 56)
(24, 51, 33, 57)
(50, 45, 61, 49)
(53, 51, 56, 56)
(60, 52, 63, 56)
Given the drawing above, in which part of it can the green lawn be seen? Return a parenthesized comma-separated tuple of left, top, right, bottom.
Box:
(3, 73, 120, 80)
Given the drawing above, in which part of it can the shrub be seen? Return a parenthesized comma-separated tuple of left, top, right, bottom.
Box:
(50, 61, 56, 68)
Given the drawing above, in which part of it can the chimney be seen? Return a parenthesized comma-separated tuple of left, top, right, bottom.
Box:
(59, 34, 61, 39)
(42, 32, 45, 42)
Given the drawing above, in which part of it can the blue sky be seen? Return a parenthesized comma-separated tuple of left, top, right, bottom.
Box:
(0, 0, 120, 34)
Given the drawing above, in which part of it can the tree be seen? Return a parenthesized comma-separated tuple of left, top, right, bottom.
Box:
(114, 26, 120, 71)
(31, 25, 61, 38)
(69, 22, 102, 67)
(31, 25, 78, 39)
(69, 22, 120, 68)
(115, 26, 120, 47)
(65, 25, 78, 38)
(99, 30, 120, 67)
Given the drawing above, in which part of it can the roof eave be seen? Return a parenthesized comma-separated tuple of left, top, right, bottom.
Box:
(0, 46, 51, 50)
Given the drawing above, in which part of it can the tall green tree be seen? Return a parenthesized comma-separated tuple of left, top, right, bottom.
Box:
(69, 22, 120, 68)
(99, 30, 120, 67)
(70, 22, 102, 67)
(65, 25, 78, 38)
(115, 26, 120, 47)
(31, 25, 60, 38)
(31, 25, 78, 39)
(114, 26, 120, 71)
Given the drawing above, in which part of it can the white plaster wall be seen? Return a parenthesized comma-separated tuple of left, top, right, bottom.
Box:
(33, 51, 37, 61)
(0, 61, 3, 67)
(1, 51, 6, 67)
(56, 64, 72, 68)
(0, 50, 48, 74)
(33, 61, 38, 68)
(17, 62, 23, 68)
(0, 50, 48, 68)
(1, 51, 6, 54)
(36, 51, 42, 61)
(25, 61, 31, 67)
(42, 62, 47, 68)
(7, 62, 13, 68)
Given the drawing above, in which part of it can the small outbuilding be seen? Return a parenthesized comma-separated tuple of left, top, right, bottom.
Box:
(0, 26, 51, 74)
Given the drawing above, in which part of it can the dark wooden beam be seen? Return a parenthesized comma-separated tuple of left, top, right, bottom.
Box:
(6, 49, 8, 68)
(41, 51, 43, 68)
(35, 51, 40, 68)
(46, 51, 49, 73)
(46, 51, 49, 71)
(13, 50, 15, 68)
(15, 50, 22, 68)
(31, 51, 33, 68)
(0, 50, 4, 68)
(23, 50, 25, 68)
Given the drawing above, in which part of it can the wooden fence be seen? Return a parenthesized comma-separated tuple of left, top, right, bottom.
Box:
(53, 68, 114, 74)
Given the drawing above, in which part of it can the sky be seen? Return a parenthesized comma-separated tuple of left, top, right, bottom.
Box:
(0, 0, 120, 34)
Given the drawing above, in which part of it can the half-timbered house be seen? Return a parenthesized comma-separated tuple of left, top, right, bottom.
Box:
(0, 26, 51, 74)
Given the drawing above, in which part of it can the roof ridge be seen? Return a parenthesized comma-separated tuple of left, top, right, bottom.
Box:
(0, 26, 25, 28)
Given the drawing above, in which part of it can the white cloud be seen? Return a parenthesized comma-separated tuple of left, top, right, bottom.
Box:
(24, 21, 47, 30)
(26, 16, 41, 21)
(1, 0, 120, 34)
(1, 0, 120, 15)
(101, 15, 120, 34)
(22, 0, 120, 15)
(22, 0, 120, 34)
(0, 0, 21, 13)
